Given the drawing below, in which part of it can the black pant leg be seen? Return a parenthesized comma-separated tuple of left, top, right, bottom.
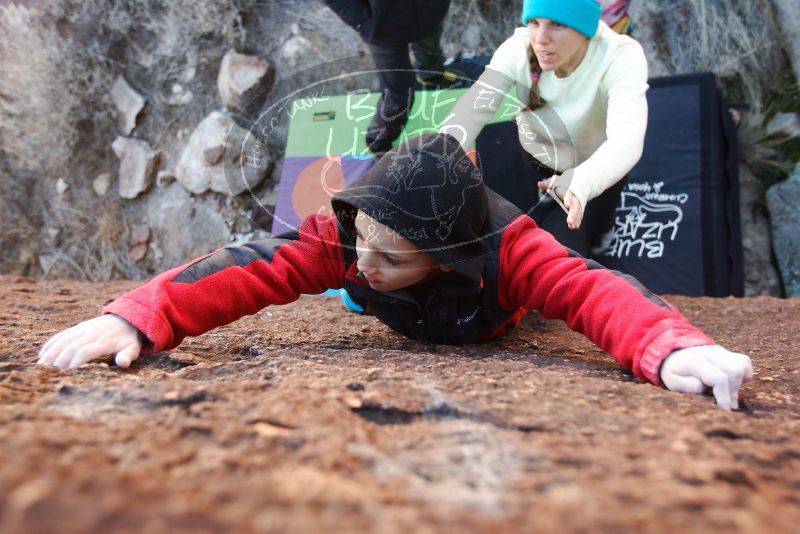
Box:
(365, 42, 416, 154)
(367, 42, 415, 113)
(410, 22, 445, 80)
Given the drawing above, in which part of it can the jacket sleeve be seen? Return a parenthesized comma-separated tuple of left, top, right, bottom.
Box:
(102, 215, 347, 355)
(497, 216, 715, 386)
(567, 41, 649, 208)
(440, 31, 523, 150)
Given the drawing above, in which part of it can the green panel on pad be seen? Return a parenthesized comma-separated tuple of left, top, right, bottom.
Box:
(284, 89, 522, 158)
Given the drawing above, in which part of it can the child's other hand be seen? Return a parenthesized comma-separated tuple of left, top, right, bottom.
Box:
(37, 315, 142, 369)
(660, 345, 754, 410)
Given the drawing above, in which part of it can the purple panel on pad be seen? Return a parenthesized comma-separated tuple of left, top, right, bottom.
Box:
(271, 156, 376, 235)
(341, 157, 376, 184)
(271, 156, 320, 235)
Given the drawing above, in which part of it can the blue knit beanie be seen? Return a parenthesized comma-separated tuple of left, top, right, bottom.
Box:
(521, 0, 602, 39)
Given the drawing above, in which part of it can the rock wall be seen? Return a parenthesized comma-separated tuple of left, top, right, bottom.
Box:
(767, 163, 800, 297)
(739, 165, 782, 296)
(0, 0, 798, 296)
(773, 0, 800, 85)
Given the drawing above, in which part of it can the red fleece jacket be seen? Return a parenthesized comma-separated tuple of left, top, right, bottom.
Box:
(104, 214, 715, 386)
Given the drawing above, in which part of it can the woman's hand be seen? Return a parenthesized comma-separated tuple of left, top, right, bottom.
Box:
(537, 179, 585, 230)
(37, 314, 143, 369)
(562, 190, 584, 230)
(660, 345, 754, 410)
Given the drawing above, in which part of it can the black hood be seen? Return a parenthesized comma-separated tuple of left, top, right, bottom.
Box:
(331, 133, 489, 283)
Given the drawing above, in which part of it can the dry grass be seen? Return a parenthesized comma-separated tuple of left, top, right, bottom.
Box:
(0, 0, 257, 281)
(0, 4, 81, 174)
(0, 166, 41, 276)
(444, 0, 521, 55)
(633, 0, 796, 179)
(40, 198, 147, 282)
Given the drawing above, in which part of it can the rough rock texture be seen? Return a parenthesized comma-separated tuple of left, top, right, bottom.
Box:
(766, 112, 800, 139)
(110, 76, 145, 136)
(773, 0, 800, 84)
(1, 276, 799, 533)
(175, 111, 272, 196)
(143, 182, 230, 269)
(55, 178, 69, 197)
(127, 224, 151, 262)
(167, 83, 194, 107)
(738, 165, 782, 296)
(156, 170, 176, 188)
(111, 137, 159, 200)
(621, 3, 672, 76)
(217, 49, 275, 115)
(92, 172, 113, 197)
(461, 23, 482, 50)
(766, 163, 800, 297)
(280, 33, 314, 70)
(0, 0, 797, 287)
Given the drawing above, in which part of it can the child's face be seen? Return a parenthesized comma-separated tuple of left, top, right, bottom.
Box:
(353, 210, 450, 293)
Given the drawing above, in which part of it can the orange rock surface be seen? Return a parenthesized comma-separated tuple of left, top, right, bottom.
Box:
(1, 276, 798, 533)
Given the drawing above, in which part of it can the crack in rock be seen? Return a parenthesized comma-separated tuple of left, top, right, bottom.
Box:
(351, 402, 549, 434)
(51, 384, 217, 419)
(704, 428, 751, 440)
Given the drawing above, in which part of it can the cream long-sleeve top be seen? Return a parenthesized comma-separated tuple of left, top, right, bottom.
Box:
(441, 21, 649, 209)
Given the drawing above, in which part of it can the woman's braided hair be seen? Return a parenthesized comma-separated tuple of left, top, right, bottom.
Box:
(522, 44, 547, 111)
(525, 45, 547, 112)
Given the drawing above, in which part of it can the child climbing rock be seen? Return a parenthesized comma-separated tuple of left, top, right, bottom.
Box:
(38, 134, 753, 409)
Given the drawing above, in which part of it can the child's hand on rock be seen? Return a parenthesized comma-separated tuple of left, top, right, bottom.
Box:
(660, 345, 753, 410)
(37, 315, 142, 369)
